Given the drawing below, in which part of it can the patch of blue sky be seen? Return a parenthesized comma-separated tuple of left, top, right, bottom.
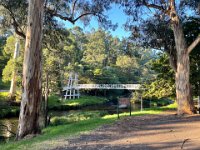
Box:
(57, 4, 131, 39)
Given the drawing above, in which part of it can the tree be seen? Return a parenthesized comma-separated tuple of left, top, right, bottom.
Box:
(119, 0, 200, 114)
(2, 36, 24, 99)
(144, 54, 175, 99)
(15, 0, 115, 139)
(9, 37, 20, 100)
(0, 0, 27, 38)
(17, 0, 45, 139)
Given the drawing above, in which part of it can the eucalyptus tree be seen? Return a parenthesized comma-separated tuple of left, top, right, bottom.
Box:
(2, 0, 116, 139)
(140, 16, 200, 102)
(118, 0, 200, 114)
(2, 36, 24, 97)
(0, 0, 27, 99)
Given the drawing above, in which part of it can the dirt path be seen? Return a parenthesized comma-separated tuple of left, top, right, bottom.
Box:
(54, 111, 200, 150)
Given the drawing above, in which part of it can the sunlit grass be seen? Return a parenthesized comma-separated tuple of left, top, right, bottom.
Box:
(66, 102, 79, 106)
(1, 103, 177, 150)
(1, 117, 116, 150)
(48, 95, 108, 109)
(50, 111, 107, 126)
(0, 91, 9, 101)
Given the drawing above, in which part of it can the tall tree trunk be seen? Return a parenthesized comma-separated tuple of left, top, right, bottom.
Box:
(9, 39, 20, 101)
(17, 0, 44, 139)
(170, 0, 195, 114)
(44, 72, 49, 127)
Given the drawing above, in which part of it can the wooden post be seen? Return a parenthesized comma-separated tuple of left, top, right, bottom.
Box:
(129, 99, 132, 116)
(117, 99, 119, 119)
(198, 96, 200, 113)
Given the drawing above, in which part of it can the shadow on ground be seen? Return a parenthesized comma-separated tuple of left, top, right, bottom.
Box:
(54, 112, 200, 150)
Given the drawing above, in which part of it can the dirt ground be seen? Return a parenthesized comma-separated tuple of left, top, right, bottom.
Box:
(54, 111, 200, 150)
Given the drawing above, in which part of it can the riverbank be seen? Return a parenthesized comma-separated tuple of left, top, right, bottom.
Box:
(0, 92, 20, 118)
(48, 95, 109, 110)
(0, 103, 177, 150)
(0, 94, 109, 119)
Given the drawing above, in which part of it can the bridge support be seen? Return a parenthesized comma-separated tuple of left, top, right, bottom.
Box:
(64, 73, 80, 99)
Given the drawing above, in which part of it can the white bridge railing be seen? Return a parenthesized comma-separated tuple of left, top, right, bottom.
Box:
(63, 84, 141, 90)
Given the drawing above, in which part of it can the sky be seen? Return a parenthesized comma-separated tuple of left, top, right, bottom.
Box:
(58, 4, 131, 39)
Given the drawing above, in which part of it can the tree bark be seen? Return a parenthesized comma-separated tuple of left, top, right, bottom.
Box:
(9, 39, 20, 101)
(17, 0, 44, 139)
(169, 0, 195, 114)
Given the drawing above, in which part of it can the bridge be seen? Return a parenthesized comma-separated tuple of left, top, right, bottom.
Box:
(63, 73, 142, 99)
(63, 84, 141, 99)
(63, 84, 141, 90)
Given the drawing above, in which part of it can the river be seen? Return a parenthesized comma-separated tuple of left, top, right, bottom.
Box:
(0, 103, 149, 143)
(0, 118, 18, 142)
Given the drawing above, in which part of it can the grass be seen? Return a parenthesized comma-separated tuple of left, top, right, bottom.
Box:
(0, 91, 9, 102)
(48, 95, 108, 110)
(0, 103, 177, 150)
(1, 117, 116, 150)
(50, 110, 108, 126)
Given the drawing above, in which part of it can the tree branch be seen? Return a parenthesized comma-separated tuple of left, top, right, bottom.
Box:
(187, 35, 200, 54)
(48, 7, 95, 24)
(1, 4, 26, 39)
(13, 21, 26, 39)
(71, 0, 78, 18)
(143, 0, 166, 12)
(73, 12, 95, 23)
(52, 12, 75, 24)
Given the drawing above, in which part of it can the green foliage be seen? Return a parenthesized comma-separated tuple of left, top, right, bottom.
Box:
(0, 91, 20, 118)
(144, 54, 175, 99)
(185, 17, 200, 95)
(149, 98, 173, 107)
(0, 37, 7, 76)
(131, 91, 141, 103)
(144, 79, 175, 99)
(1, 36, 24, 89)
(0, 106, 20, 118)
(2, 36, 15, 57)
(2, 59, 14, 82)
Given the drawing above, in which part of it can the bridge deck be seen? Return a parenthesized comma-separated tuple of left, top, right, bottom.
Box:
(63, 84, 141, 90)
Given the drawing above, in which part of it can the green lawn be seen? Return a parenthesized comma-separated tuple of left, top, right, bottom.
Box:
(1, 103, 177, 150)
(48, 95, 108, 110)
